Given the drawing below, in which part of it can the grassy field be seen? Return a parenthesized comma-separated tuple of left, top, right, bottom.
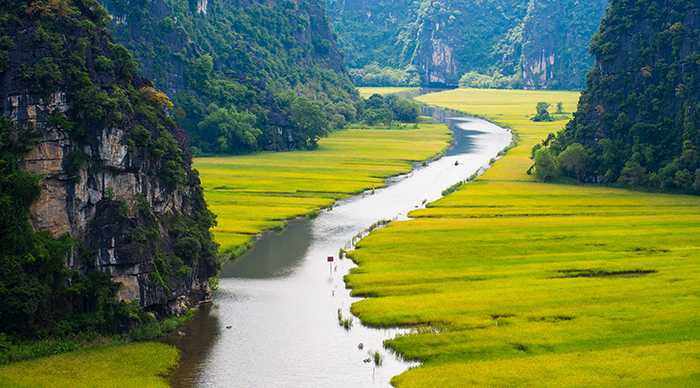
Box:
(0, 342, 178, 388)
(195, 124, 453, 255)
(346, 88, 700, 387)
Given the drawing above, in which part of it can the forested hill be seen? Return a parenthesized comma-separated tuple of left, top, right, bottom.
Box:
(554, 0, 700, 193)
(326, 0, 609, 90)
(99, 0, 357, 154)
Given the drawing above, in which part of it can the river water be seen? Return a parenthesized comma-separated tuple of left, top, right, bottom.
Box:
(160, 105, 512, 387)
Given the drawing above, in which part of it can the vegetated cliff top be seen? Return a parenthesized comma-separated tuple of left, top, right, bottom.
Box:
(99, 0, 358, 154)
(550, 0, 700, 193)
(326, 0, 608, 90)
(0, 0, 218, 337)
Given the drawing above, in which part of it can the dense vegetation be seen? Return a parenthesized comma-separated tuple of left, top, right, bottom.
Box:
(345, 88, 700, 387)
(349, 64, 421, 88)
(326, 0, 607, 89)
(0, 0, 125, 339)
(102, 0, 361, 154)
(0, 0, 218, 343)
(537, 0, 700, 194)
(360, 93, 421, 125)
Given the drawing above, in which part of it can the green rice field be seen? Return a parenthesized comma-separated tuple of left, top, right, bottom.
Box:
(345, 88, 700, 387)
(0, 343, 177, 388)
(194, 124, 453, 255)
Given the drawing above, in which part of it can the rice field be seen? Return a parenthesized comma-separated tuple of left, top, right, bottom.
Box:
(0, 343, 178, 388)
(345, 88, 700, 387)
(194, 124, 453, 255)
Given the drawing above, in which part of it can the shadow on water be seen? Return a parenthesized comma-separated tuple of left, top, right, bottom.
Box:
(160, 303, 219, 387)
(220, 220, 312, 279)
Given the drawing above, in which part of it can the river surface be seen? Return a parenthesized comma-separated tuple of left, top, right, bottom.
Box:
(160, 104, 512, 387)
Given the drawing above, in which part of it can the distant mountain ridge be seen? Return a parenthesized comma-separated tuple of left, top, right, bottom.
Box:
(326, 0, 609, 89)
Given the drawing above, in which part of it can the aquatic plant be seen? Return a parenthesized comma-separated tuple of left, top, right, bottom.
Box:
(372, 350, 383, 366)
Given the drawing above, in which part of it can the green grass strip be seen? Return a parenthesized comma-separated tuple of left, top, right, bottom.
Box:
(0, 342, 178, 388)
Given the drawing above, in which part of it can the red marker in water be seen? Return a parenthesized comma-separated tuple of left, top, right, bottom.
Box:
(327, 256, 334, 275)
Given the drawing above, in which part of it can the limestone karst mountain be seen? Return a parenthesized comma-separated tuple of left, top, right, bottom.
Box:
(0, 0, 218, 335)
(326, 0, 609, 90)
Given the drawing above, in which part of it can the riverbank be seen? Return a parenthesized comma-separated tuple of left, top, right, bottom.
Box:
(346, 88, 700, 386)
(194, 124, 453, 257)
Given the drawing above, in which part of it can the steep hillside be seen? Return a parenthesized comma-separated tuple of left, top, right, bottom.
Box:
(557, 0, 700, 192)
(99, 0, 358, 153)
(327, 0, 608, 89)
(0, 0, 218, 336)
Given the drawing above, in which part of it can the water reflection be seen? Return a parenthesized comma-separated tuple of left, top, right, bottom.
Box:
(160, 303, 219, 386)
(220, 220, 312, 279)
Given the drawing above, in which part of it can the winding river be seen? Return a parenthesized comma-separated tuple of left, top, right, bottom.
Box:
(161, 104, 512, 387)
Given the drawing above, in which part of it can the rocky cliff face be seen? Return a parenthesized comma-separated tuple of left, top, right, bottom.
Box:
(328, 0, 520, 86)
(1, 8, 218, 316)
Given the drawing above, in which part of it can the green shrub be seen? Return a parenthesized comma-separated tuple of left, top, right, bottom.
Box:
(94, 55, 113, 72)
(130, 125, 151, 147)
(21, 57, 63, 94)
(66, 149, 90, 171)
(115, 199, 130, 220)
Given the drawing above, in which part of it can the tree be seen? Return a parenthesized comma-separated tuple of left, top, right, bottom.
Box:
(288, 96, 329, 149)
(387, 94, 420, 122)
(190, 54, 213, 90)
(363, 108, 394, 126)
(557, 143, 588, 181)
(618, 160, 646, 187)
(556, 102, 563, 114)
(534, 147, 558, 181)
(533, 102, 552, 122)
(198, 104, 260, 153)
(365, 93, 388, 110)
